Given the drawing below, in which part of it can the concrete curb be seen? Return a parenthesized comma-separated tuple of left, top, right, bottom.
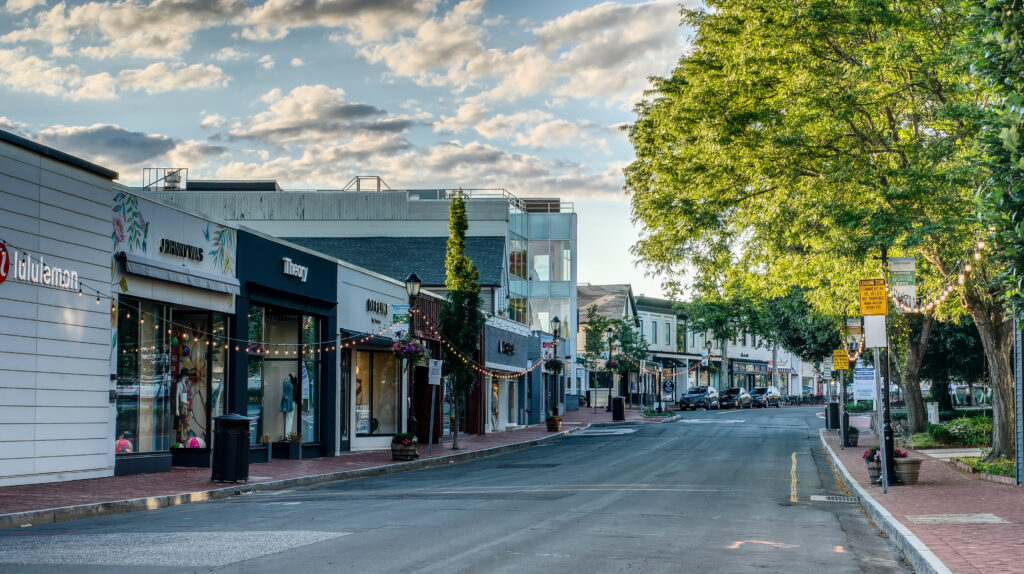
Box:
(818, 429, 952, 574)
(0, 430, 572, 531)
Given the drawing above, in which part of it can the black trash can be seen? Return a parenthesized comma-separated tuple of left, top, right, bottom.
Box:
(826, 401, 840, 430)
(212, 413, 251, 483)
(612, 396, 626, 421)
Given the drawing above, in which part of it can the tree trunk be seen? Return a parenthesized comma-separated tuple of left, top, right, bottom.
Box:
(963, 291, 1015, 461)
(903, 315, 934, 434)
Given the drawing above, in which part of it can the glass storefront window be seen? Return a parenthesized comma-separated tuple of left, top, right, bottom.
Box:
(174, 312, 211, 447)
(301, 316, 319, 443)
(509, 235, 527, 280)
(116, 299, 172, 454)
(247, 356, 264, 444)
(263, 311, 300, 441)
(355, 350, 400, 435)
(529, 240, 550, 281)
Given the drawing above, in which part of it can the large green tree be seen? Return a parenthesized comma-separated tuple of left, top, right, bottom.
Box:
(440, 191, 485, 450)
(625, 0, 1014, 458)
(580, 305, 616, 389)
(974, 0, 1024, 318)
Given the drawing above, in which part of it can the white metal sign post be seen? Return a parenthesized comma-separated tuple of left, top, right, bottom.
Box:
(427, 359, 442, 456)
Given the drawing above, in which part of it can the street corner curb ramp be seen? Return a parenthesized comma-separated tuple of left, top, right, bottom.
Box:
(817, 429, 953, 574)
(0, 429, 574, 531)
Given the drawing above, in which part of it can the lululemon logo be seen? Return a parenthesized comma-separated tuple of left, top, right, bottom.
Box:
(0, 244, 8, 284)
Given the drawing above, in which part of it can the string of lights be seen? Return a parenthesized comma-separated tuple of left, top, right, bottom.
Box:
(411, 309, 546, 379)
(880, 237, 989, 313)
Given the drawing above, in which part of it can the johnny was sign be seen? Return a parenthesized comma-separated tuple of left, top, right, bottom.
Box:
(158, 238, 203, 261)
(0, 244, 79, 291)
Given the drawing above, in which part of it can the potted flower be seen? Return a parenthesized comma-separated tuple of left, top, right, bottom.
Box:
(544, 358, 564, 373)
(862, 446, 882, 481)
(893, 448, 923, 485)
(546, 414, 562, 432)
(273, 432, 303, 460)
(844, 426, 859, 447)
(392, 337, 425, 367)
(391, 432, 419, 461)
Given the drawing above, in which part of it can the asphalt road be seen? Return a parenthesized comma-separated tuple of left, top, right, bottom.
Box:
(0, 406, 909, 573)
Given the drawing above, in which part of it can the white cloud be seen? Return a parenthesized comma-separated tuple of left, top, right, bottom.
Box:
(211, 46, 250, 61)
(118, 62, 229, 94)
(290, 57, 304, 67)
(200, 113, 226, 128)
(4, 0, 46, 14)
(0, 115, 31, 136)
(432, 101, 488, 133)
(474, 110, 552, 140)
(243, 0, 437, 44)
(229, 84, 410, 144)
(1, 0, 247, 59)
(0, 48, 229, 99)
(259, 54, 274, 69)
(358, 0, 486, 86)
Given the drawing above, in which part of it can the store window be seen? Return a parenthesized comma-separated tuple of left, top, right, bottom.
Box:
(665, 322, 671, 347)
(245, 304, 321, 444)
(355, 350, 400, 435)
(116, 300, 172, 454)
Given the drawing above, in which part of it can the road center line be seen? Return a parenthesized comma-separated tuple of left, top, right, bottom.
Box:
(790, 452, 798, 502)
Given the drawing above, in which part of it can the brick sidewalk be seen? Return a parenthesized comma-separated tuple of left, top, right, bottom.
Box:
(0, 405, 655, 526)
(825, 417, 1024, 574)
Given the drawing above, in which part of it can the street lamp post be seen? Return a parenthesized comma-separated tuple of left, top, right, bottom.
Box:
(551, 316, 562, 418)
(404, 273, 422, 436)
(606, 326, 615, 412)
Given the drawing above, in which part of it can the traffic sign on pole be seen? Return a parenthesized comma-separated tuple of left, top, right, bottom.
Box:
(859, 278, 888, 316)
(832, 349, 849, 371)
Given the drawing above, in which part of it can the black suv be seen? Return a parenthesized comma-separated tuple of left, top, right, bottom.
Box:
(719, 387, 751, 409)
(678, 386, 719, 410)
(750, 386, 782, 408)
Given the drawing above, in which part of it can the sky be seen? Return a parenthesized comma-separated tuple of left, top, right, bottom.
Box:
(0, 0, 695, 299)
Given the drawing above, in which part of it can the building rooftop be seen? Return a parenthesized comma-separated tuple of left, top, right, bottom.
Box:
(284, 236, 505, 286)
(0, 128, 118, 180)
(577, 284, 637, 320)
(635, 295, 685, 316)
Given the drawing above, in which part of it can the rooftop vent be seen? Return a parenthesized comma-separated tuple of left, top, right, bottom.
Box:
(343, 175, 391, 192)
(142, 168, 188, 191)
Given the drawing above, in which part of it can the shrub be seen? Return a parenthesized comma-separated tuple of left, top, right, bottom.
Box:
(906, 433, 939, 448)
(846, 402, 873, 413)
(944, 417, 992, 446)
(928, 423, 954, 444)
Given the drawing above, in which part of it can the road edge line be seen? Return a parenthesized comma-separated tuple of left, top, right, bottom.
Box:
(818, 429, 952, 574)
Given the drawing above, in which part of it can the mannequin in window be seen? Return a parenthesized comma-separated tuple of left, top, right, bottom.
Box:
(281, 374, 296, 436)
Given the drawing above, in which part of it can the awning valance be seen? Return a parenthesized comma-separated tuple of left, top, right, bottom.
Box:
(118, 252, 240, 295)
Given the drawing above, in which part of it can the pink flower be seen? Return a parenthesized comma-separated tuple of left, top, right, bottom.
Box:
(113, 215, 126, 242)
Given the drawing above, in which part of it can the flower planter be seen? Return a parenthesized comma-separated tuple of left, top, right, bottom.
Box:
(546, 420, 562, 432)
(844, 428, 859, 447)
(272, 441, 302, 460)
(866, 461, 882, 482)
(391, 443, 419, 461)
(894, 457, 923, 485)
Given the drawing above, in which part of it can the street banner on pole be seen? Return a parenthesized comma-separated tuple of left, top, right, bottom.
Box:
(833, 350, 849, 371)
(859, 278, 888, 316)
(854, 367, 876, 400)
(392, 304, 410, 339)
(890, 257, 916, 312)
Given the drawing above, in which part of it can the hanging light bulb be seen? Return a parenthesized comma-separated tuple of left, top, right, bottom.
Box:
(974, 251, 982, 260)
(958, 273, 965, 284)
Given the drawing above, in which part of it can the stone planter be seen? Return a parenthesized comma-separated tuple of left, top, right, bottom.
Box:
(546, 419, 562, 432)
(391, 443, 419, 461)
(866, 461, 882, 482)
(894, 457, 923, 485)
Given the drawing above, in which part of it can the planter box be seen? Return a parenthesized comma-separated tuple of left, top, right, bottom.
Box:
(272, 441, 302, 460)
(171, 447, 211, 468)
(391, 443, 419, 461)
(546, 420, 562, 432)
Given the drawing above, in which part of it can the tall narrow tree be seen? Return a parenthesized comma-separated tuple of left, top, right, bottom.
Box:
(440, 191, 484, 450)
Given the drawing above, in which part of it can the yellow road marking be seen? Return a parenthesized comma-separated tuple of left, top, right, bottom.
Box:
(790, 452, 798, 502)
(729, 540, 799, 550)
(716, 409, 742, 414)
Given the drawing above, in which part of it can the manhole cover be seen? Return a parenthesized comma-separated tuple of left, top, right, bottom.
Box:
(905, 514, 1010, 524)
(809, 495, 858, 503)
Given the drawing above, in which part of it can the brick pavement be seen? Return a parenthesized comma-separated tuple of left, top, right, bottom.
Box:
(0, 405, 654, 524)
(825, 416, 1024, 574)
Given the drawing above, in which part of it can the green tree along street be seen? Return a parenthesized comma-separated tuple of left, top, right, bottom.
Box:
(580, 305, 616, 391)
(439, 191, 485, 451)
(624, 0, 1016, 460)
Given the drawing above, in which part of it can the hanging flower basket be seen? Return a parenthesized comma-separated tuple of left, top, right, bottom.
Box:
(392, 337, 425, 366)
(544, 359, 563, 373)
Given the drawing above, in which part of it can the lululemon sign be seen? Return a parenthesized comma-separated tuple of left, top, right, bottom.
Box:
(0, 243, 8, 285)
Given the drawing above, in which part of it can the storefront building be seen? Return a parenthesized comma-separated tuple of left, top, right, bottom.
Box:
(229, 230, 337, 461)
(112, 196, 239, 475)
(0, 129, 118, 487)
(483, 319, 534, 432)
(337, 261, 431, 451)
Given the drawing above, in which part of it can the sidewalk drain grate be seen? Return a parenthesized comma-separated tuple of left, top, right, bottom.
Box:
(810, 495, 858, 503)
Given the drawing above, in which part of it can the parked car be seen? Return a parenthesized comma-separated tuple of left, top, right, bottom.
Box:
(678, 386, 719, 410)
(750, 386, 782, 408)
(719, 387, 751, 409)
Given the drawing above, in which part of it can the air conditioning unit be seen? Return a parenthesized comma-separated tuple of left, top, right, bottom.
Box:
(164, 170, 181, 190)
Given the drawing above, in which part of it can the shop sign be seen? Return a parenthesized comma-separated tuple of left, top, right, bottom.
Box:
(497, 340, 515, 355)
(366, 299, 390, 315)
(428, 359, 443, 386)
(0, 244, 8, 285)
(158, 238, 204, 262)
(4, 246, 79, 291)
(282, 257, 309, 282)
